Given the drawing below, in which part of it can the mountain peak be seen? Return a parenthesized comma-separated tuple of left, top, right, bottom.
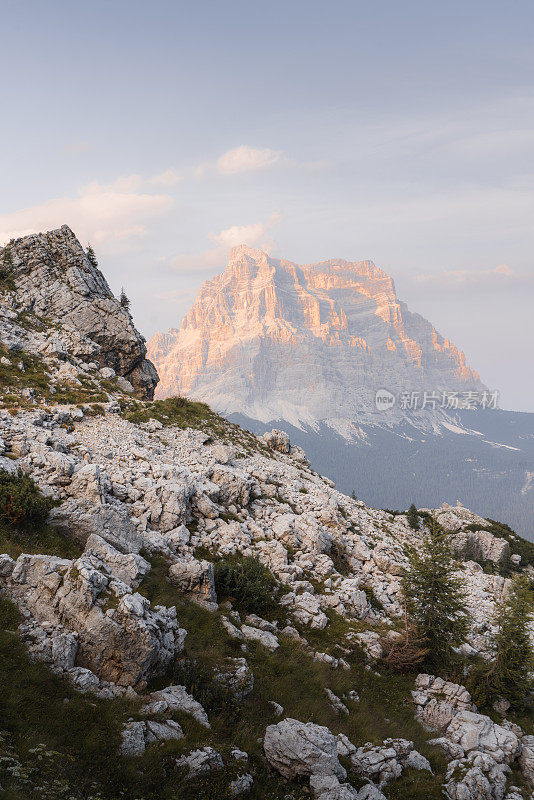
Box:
(228, 243, 272, 261)
(147, 249, 483, 425)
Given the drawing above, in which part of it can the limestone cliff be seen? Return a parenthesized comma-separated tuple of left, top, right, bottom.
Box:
(2, 225, 158, 398)
(148, 245, 483, 425)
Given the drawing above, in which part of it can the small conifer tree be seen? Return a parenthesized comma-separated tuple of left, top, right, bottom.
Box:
(86, 244, 98, 268)
(0, 246, 15, 291)
(402, 517, 468, 668)
(406, 503, 420, 530)
(119, 287, 130, 311)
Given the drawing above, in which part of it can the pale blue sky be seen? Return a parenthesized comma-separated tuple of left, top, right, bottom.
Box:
(1, 0, 533, 409)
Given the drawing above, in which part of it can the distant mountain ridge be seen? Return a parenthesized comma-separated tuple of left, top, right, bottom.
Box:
(148, 245, 484, 429)
(147, 246, 534, 540)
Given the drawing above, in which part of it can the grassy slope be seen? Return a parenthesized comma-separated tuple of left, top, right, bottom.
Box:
(0, 541, 449, 800)
(0, 399, 532, 798)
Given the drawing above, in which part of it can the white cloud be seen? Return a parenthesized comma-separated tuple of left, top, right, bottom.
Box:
(148, 168, 183, 187)
(217, 145, 283, 174)
(192, 146, 322, 178)
(61, 140, 92, 156)
(0, 177, 173, 250)
(169, 213, 281, 270)
(209, 222, 269, 250)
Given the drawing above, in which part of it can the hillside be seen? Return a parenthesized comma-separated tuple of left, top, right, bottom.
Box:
(0, 228, 533, 800)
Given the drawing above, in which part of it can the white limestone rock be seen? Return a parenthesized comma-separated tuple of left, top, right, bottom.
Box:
(263, 718, 346, 780)
(120, 721, 147, 757)
(176, 747, 224, 777)
(168, 556, 217, 604)
(443, 751, 508, 800)
(5, 552, 185, 688)
(229, 773, 254, 797)
(7, 226, 158, 398)
(142, 684, 210, 727)
(241, 625, 279, 651)
(446, 710, 521, 764)
(519, 735, 534, 789)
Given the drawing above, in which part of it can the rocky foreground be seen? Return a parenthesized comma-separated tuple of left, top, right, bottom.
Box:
(0, 228, 533, 800)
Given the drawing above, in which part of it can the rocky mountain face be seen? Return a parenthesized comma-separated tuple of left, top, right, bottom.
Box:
(0, 229, 533, 800)
(148, 245, 483, 427)
(148, 246, 534, 541)
(1, 225, 158, 398)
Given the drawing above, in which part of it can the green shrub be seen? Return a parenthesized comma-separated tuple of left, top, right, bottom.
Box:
(172, 657, 239, 723)
(0, 245, 15, 291)
(214, 556, 278, 618)
(0, 469, 56, 525)
(329, 540, 351, 576)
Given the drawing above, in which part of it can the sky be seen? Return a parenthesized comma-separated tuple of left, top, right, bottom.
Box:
(1, 0, 533, 411)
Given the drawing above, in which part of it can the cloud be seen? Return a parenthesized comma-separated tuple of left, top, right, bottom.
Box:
(169, 213, 282, 270)
(61, 140, 92, 156)
(0, 177, 173, 250)
(148, 168, 183, 187)
(181, 145, 322, 179)
(217, 145, 283, 174)
(412, 263, 533, 290)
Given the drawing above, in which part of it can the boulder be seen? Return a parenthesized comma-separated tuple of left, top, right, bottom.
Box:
(214, 657, 254, 699)
(241, 625, 279, 651)
(47, 498, 143, 552)
(309, 774, 360, 799)
(84, 534, 150, 588)
(263, 718, 346, 780)
(229, 773, 254, 796)
(120, 721, 146, 757)
(428, 737, 465, 761)
(413, 674, 476, 732)
(168, 556, 217, 604)
(449, 529, 510, 566)
(144, 719, 183, 743)
(209, 465, 255, 507)
(176, 747, 224, 778)
(68, 464, 105, 504)
(141, 684, 210, 727)
(261, 429, 291, 454)
(280, 590, 328, 629)
(446, 710, 521, 764)
(7, 552, 185, 688)
(518, 735, 534, 788)
(443, 751, 508, 800)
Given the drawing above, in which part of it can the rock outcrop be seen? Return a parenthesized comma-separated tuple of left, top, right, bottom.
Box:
(2, 225, 158, 398)
(3, 548, 185, 689)
(263, 718, 347, 780)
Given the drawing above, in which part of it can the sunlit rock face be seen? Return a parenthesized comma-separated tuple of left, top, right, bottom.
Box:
(148, 245, 483, 427)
